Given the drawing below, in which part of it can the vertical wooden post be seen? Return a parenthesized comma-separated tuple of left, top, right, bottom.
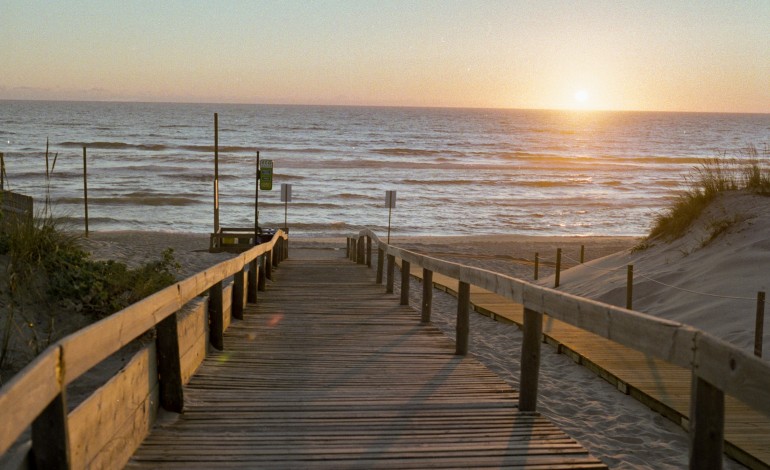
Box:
(580, 244, 585, 263)
(554, 248, 562, 288)
(366, 236, 372, 268)
(247, 258, 258, 302)
(214, 113, 220, 235)
(350, 238, 357, 262)
(272, 246, 279, 268)
(421, 268, 433, 323)
(83, 146, 89, 237)
(689, 374, 724, 470)
(265, 251, 273, 280)
(232, 267, 245, 320)
(534, 252, 539, 280)
(283, 234, 289, 260)
(456, 281, 470, 355)
(346, 238, 351, 259)
(258, 256, 267, 292)
(156, 312, 184, 412)
(208, 281, 224, 350)
(519, 307, 543, 412)
(756, 291, 765, 358)
(31, 347, 70, 470)
(626, 265, 634, 310)
(386, 254, 395, 293)
(357, 236, 365, 264)
(376, 248, 384, 284)
(400, 260, 410, 305)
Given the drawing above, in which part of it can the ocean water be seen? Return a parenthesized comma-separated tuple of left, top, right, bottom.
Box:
(0, 100, 768, 238)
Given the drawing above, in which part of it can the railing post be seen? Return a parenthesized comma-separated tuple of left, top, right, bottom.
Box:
(346, 237, 351, 259)
(689, 374, 724, 470)
(265, 251, 273, 280)
(756, 291, 765, 358)
(258, 255, 267, 291)
(519, 307, 543, 412)
(534, 252, 539, 280)
(400, 260, 410, 305)
(208, 281, 224, 350)
(233, 266, 245, 320)
(386, 254, 395, 294)
(248, 258, 258, 302)
(156, 311, 184, 412)
(554, 248, 562, 288)
(350, 238, 357, 262)
(366, 236, 372, 268)
(580, 244, 585, 263)
(376, 248, 384, 284)
(272, 246, 279, 268)
(31, 347, 70, 470)
(358, 236, 365, 265)
(283, 234, 289, 260)
(626, 264, 634, 310)
(456, 281, 470, 355)
(422, 268, 433, 323)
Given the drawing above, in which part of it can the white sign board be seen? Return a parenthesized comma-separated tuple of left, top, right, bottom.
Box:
(281, 183, 292, 202)
(385, 190, 396, 208)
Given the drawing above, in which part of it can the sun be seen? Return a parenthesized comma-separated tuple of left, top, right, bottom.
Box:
(574, 89, 589, 103)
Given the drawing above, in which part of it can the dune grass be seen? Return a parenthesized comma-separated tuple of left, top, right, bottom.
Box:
(649, 144, 770, 240)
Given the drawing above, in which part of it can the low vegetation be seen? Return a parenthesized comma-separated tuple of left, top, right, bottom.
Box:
(649, 144, 770, 240)
(0, 211, 178, 383)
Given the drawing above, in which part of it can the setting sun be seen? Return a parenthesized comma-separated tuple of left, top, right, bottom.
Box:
(574, 90, 590, 103)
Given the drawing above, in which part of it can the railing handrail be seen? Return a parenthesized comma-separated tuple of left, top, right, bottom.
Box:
(356, 228, 770, 420)
(0, 230, 288, 456)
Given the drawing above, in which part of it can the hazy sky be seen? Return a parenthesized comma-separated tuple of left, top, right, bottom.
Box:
(2, 1, 769, 112)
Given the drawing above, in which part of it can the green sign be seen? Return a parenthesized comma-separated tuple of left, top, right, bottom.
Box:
(260, 159, 273, 190)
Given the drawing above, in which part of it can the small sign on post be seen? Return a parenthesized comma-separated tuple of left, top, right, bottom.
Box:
(281, 183, 292, 229)
(385, 190, 396, 244)
(260, 160, 273, 190)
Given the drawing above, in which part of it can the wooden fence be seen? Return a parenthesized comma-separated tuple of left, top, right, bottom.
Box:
(0, 231, 288, 469)
(350, 229, 770, 470)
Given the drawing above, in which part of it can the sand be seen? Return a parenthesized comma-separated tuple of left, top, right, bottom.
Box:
(69, 230, 751, 468)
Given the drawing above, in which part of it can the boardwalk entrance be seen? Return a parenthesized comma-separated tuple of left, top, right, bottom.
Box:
(128, 250, 604, 468)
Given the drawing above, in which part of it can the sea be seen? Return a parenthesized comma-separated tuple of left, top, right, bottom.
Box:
(0, 100, 768, 238)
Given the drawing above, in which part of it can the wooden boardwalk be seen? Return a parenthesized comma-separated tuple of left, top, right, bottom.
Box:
(408, 266, 770, 469)
(128, 252, 605, 469)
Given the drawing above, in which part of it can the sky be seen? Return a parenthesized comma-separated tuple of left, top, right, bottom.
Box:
(1, 0, 769, 113)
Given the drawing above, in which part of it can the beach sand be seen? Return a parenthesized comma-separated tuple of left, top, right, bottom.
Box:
(72, 230, 746, 468)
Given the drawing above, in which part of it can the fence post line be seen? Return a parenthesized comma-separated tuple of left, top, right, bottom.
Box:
(519, 307, 543, 412)
(258, 255, 267, 291)
(247, 258, 258, 302)
(689, 374, 725, 470)
(580, 244, 585, 263)
(400, 260, 410, 305)
(386, 254, 395, 293)
(421, 268, 433, 323)
(376, 247, 384, 284)
(358, 235, 365, 264)
(156, 311, 184, 412)
(554, 248, 562, 288)
(366, 236, 372, 267)
(456, 281, 470, 355)
(534, 252, 539, 280)
(756, 291, 765, 358)
(208, 281, 224, 350)
(626, 265, 634, 310)
(232, 267, 245, 320)
(31, 347, 70, 469)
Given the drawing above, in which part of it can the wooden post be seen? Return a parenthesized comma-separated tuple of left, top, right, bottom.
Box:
(258, 256, 267, 292)
(32, 390, 70, 469)
(233, 267, 245, 320)
(689, 374, 724, 470)
(265, 251, 273, 280)
(400, 260, 410, 305)
(247, 259, 258, 302)
(214, 113, 220, 235)
(554, 248, 561, 288)
(421, 268, 433, 323)
(626, 265, 634, 310)
(346, 238, 351, 259)
(580, 244, 585, 263)
(534, 252, 539, 280)
(366, 236, 372, 267)
(208, 281, 224, 350)
(0, 152, 4, 190)
(456, 281, 470, 355)
(83, 146, 89, 237)
(756, 291, 765, 358)
(350, 238, 357, 262)
(272, 246, 279, 268)
(386, 254, 395, 294)
(156, 312, 184, 412)
(357, 235, 365, 265)
(376, 248, 384, 284)
(519, 307, 543, 412)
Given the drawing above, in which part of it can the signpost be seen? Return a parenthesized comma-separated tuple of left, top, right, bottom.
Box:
(281, 183, 292, 229)
(260, 159, 273, 190)
(385, 190, 396, 243)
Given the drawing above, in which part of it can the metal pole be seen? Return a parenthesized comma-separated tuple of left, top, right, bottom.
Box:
(554, 248, 561, 288)
(756, 291, 765, 358)
(534, 252, 539, 280)
(387, 205, 392, 244)
(214, 113, 219, 235)
(0, 152, 4, 191)
(255, 151, 260, 243)
(83, 146, 89, 237)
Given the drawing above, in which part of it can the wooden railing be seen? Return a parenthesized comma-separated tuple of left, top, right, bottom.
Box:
(0, 231, 288, 469)
(350, 229, 770, 470)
